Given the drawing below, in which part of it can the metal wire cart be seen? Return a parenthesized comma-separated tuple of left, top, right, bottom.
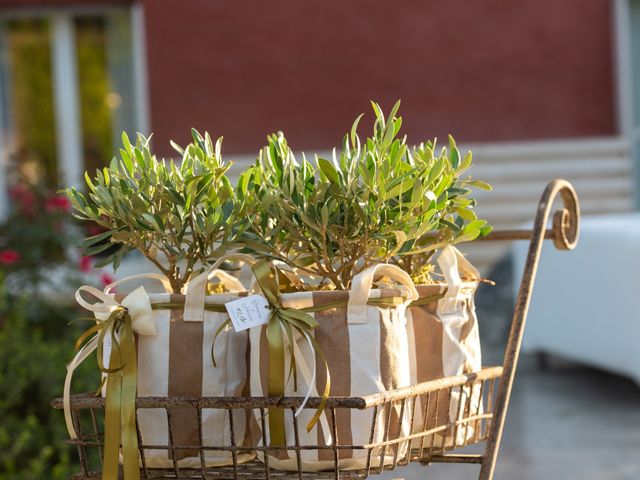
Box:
(52, 179, 580, 480)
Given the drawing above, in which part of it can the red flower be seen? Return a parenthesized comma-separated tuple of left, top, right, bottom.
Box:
(44, 195, 71, 213)
(0, 249, 21, 265)
(8, 185, 36, 215)
(8, 185, 27, 200)
(79, 256, 92, 273)
(100, 272, 115, 288)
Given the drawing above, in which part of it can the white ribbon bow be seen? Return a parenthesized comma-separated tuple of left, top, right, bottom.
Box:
(64, 284, 157, 439)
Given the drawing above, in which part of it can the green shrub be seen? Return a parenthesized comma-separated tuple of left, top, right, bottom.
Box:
(243, 101, 491, 288)
(0, 278, 97, 479)
(65, 130, 248, 293)
(0, 180, 100, 479)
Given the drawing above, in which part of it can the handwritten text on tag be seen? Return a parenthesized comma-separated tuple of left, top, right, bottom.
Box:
(225, 295, 271, 332)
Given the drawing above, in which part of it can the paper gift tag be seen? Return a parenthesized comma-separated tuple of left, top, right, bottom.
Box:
(225, 295, 271, 332)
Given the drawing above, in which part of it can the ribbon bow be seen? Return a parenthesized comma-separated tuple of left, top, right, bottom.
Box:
(212, 260, 332, 446)
(65, 285, 156, 480)
(251, 260, 331, 445)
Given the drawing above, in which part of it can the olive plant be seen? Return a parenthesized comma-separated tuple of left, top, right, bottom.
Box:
(392, 134, 492, 281)
(244, 101, 491, 289)
(65, 130, 244, 293)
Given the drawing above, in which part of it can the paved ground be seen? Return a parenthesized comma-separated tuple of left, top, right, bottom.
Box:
(379, 356, 640, 480)
(378, 256, 640, 480)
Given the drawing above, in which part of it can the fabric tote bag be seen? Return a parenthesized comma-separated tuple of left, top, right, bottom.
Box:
(65, 268, 254, 473)
(247, 262, 419, 472)
(406, 245, 483, 448)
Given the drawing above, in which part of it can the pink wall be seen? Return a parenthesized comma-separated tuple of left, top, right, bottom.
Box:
(142, 0, 615, 156)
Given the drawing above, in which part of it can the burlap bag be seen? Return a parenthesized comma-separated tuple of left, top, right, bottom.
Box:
(65, 267, 255, 473)
(406, 245, 482, 448)
(247, 263, 419, 471)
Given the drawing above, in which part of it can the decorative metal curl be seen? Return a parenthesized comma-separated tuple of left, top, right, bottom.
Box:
(548, 180, 580, 250)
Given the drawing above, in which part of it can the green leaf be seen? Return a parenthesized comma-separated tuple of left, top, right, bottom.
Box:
(440, 218, 461, 232)
(459, 151, 473, 171)
(122, 131, 132, 155)
(391, 230, 407, 255)
(468, 180, 492, 191)
(463, 219, 487, 234)
(455, 207, 477, 221)
(84, 240, 117, 256)
(317, 157, 340, 184)
(388, 100, 401, 124)
(370, 100, 384, 123)
(80, 229, 114, 247)
(170, 139, 184, 155)
(451, 146, 460, 169)
(386, 177, 412, 198)
(426, 158, 446, 186)
(321, 205, 329, 225)
(94, 251, 118, 268)
(350, 113, 364, 146)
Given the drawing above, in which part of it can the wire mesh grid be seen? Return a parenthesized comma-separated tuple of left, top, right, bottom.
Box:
(51, 367, 501, 479)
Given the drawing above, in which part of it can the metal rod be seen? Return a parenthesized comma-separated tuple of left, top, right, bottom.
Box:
(362, 367, 503, 408)
(52, 366, 503, 411)
(430, 454, 484, 464)
(476, 228, 555, 241)
(478, 179, 580, 480)
(418, 228, 555, 242)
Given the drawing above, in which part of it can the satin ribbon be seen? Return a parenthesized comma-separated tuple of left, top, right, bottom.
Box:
(251, 259, 331, 445)
(99, 307, 138, 480)
(211, 260, 333, 445)
(288, 327, 333, 445)
(65, 284, 156, 480)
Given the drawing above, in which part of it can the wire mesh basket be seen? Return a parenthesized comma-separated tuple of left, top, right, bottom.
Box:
(51, 367, 502, 479)
(52, 179, 580, 480)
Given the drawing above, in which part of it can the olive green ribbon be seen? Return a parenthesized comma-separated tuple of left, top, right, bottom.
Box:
(250, 259, 330, 445)
(75, 307, 140, 480)
(212, 260, 339, 443)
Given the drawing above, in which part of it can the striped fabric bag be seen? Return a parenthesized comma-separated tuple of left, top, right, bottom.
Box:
(247, 262, 419, 472)
(65, 266, 255, 474)
(406, 245, 483, 447)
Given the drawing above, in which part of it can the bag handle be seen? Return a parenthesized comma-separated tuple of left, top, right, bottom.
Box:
(75, 285, 118, 314)
(347, 263, 419, 324)
(208, 269, 247, 293)
(103, 272, 173, 295)
(436, 245, 479, 314)
(184, 253, 257, 322)
(75, 273, 170, 321)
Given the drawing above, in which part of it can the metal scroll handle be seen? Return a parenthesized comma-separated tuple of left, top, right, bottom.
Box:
(478, 178, 580, 480)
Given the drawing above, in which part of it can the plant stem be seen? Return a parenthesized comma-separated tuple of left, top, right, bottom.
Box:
(144, 252, 179, 293)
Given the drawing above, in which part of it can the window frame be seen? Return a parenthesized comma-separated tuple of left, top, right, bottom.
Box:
(0, 3, 150, 218)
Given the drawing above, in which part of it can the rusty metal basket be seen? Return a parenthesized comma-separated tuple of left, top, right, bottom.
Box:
(51, 179, 580, 480)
